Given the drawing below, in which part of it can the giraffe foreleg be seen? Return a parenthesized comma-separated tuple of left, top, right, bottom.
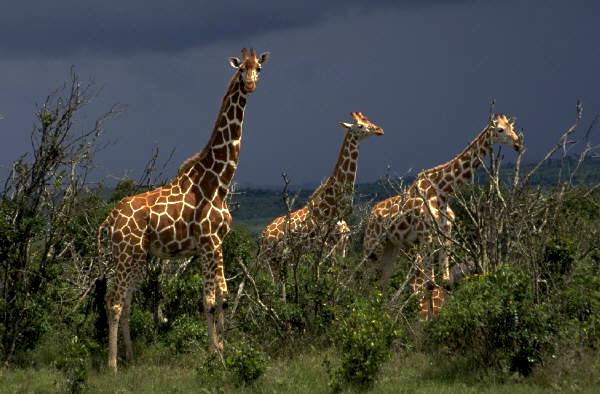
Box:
(201, 242, 227, 356)
(410, 253, 432, 321)
(433, 221, 452, 317)
(438, 239, 452, 283)
(214, 244, 228, 352)
(362, 218, 388, 283)
(201, 257, 218, 354)
(437, 207, 454, 283)
(120, 285, 136, 364)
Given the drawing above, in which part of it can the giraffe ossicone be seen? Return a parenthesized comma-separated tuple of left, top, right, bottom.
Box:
(261, 112, 383, 285)
(98, 48, 269, 372)
(363, 113, 523, 320)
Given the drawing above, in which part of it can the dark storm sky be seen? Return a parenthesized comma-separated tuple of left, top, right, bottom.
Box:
(1, 0, 599, 187)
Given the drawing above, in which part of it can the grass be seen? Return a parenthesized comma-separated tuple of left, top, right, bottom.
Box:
(0, 367, 65, 393)
(2, 347, 600, 394)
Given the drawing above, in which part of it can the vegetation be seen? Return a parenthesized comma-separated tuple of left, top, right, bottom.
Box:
(325, 291, 399, 391)
(1, 75, 600, 393)
(426, 265, 553, 376)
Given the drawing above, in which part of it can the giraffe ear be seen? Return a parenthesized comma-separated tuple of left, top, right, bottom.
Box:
(340, 122, 353, 129)
(258, 52, 270, 64)
(229, 57, 242, 69)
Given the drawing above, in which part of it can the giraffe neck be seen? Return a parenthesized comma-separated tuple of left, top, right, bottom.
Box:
(309, 133, 360, 220)
(177, 73, 248, 195)
(419, 126, 493, 197)
(330, 132, 360, 197)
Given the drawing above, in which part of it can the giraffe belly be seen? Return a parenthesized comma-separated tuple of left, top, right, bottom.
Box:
(149, 237, 199, 259)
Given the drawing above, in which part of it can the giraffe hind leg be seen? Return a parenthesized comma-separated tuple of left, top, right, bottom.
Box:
(120, 284, 137, 364)
(378, 241, 399, 286)
(431, 287, 447, 318)
(106, 260, 142, 371)
(107, 280, 125, 372)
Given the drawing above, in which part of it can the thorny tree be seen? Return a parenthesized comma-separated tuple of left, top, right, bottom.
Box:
(385, 101, 600, 316)
(0, 71, 121, 364)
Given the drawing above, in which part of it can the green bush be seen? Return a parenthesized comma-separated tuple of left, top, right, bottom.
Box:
(163, 314, 207, 354)
(129, 307, 156, 344)
(555, 255, 600, 348)
(427, 264, 553, 376)
(223, 223, 258, 269)
(542, 239, 576, 286)
(160, 273, 204, 323)
(225, 339, 267, 386)
(326, 291, 399, 391)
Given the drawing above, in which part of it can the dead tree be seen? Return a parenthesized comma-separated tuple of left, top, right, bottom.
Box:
(0, 71, 121, 363)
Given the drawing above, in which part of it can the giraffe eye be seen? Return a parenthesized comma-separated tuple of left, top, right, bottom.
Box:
(256, 67, 261, 73)
(497, 128, 504, 133)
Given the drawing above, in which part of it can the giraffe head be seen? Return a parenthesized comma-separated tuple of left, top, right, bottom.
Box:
(340, 112, 384, 139)
(488, 113, 523, 152)
(229, 48, 269, 93)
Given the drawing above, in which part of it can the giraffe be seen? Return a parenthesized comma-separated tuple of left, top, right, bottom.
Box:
(363, 113, 522, 320)
(97, 48, 269, 371)
(333, 219, 351, 258)
(261, 112, 383, 280)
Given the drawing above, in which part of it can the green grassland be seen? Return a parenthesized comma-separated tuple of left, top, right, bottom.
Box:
(3, 348, 599, 394)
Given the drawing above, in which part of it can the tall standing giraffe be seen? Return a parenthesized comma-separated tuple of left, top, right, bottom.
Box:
(98, 48, 269, 371)
(363, 113, 523, 320)
(261, 112, 383, 278)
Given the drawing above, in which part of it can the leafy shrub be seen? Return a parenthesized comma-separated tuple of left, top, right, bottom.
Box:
(160, 273, 204, 323)
(225, 339, 267, 386)
(555, 255, 600, 348)
(427, 264, 553, 376)
(542, 239, 576, 285)
(163, 314, 207, 354)
(326, 292, 399, 391)
(129, 307, 156, 344)
(223, 223, 258, 269)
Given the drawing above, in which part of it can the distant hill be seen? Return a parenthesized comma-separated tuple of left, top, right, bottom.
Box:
(499, 156, 600, 186)
(231, 157, 600, 233)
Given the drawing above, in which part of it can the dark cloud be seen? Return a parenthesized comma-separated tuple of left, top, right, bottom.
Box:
(1, 0, 599, 188)
(1, 0, 473, 56)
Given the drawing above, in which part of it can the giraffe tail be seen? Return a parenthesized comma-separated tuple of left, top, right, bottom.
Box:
(97, 213, 115, 278)
(94, 213, 114, 342)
